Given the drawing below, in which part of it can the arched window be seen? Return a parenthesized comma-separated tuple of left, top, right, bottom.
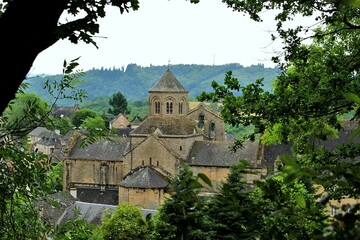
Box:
(198, 114, 205, 129)
(179, 101, 183, 114)
(166, 101, 173, 115)
(155, 101, 161, 114)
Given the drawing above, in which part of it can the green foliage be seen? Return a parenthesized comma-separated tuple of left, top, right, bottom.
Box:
(80, 96, 111, 115)
(2, 92, 51, 138)
(45, 162, 64, 194)
(250, 175, 326, 239)
(108, 91, 129, 116)
(206, 160, 258, 239)
(100, 203, 149, 240)
(71, 108, 97, 127)
(80, 115, 106, 132)
(49, 116, 75, 135)
(0, 58, 87, 238)
(151, 164, 214, 240)
(0, 142, 50, 239)
(25, 64, 279, 104)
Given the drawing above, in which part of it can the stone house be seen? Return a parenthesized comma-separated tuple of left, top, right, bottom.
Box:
(62, 68, 264, 209)
(109, 113, 130, 129)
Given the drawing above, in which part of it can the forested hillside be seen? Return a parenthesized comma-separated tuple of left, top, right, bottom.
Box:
(24, 63, 279, 105)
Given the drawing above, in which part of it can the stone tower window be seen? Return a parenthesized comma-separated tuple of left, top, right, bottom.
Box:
(166, 101, 173, 115)
(179, 101, 183, 115)
(155, 101, 161, 114)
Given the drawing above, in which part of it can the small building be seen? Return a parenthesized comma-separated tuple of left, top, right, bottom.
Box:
(109, 113, 130, 129)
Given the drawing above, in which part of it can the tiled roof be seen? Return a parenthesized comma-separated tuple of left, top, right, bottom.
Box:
(68, 136, 130, 161)
(130, 116, 200, 135)
(28, 126, 48, 137)
(37, 131, 62, 146)
(148, 68, 188, 93)
(51, 105, 79, 118)
(187, 140, 260, 167)
(131, 117, 141, 125)
(120, 166, 169, 189)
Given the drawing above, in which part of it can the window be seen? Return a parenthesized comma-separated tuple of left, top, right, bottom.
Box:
(198, 114, 205, 129)
(180, 146, 182, 151)
(179, 101, 183, 114)
(150, 157, 152, 165)
(155, 101, 160, 114)
(166, 101, 173, 115)
(210, 122, 216, 138)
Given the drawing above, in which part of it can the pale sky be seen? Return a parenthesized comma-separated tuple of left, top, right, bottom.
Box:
(30, 0, 292, 75)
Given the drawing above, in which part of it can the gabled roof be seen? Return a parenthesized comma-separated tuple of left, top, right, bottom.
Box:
(148, 68, 188, 93)
(110, 113, 128, 124)
(28, 126, 48, 137)
(131, 117, 141, 125)
(120, 166, 169, 189)
(187, 140, 260, 167)
(187, 102, 222, 119)
(131, 116, 201, 136)
(68, 136, 130, 161)
(36, 131, 62, 146)
(123, 133, 182, 160)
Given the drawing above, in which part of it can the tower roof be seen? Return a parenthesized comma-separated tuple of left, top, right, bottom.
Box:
(149, 68, 188, 93)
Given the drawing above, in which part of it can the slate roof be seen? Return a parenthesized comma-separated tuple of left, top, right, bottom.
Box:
(51, 105, 80, 118)
(68, 136, 130, 161)
(37, 131, 62, 146)
(37, 192, 157, 226)
(148, 68, 188, 93)
(120, 166, 169, 189)
(76, 188, 118, 205)
(35, 191, 77, 226)
(131, 117, 141, 126)
(131, 116, 200, 136)
(187, 140, 260, 167)
(28, 126, 48, 137)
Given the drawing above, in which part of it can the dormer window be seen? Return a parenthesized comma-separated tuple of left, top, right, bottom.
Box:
(166, 101, 173, 115)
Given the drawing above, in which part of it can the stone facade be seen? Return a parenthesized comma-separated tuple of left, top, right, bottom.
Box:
(62, 68, 262, 209)
(109, 113, 130, 129)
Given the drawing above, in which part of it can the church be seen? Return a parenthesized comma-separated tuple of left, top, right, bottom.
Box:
(62, 68, 263, 209)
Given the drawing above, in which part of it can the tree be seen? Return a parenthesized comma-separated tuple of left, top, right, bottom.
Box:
(80, 115, 106, 132)
(108, 91, 128, 116)
(0, 59, 87, 238)
(100, 202, 149, 240)
(71, 108, 97, 127)
(197, 0, 360, 238)
(0, 0, 201, 115)
(2, 92, 51, 136)
(206, 160, 258, 239)
(151, 164, 214, 240)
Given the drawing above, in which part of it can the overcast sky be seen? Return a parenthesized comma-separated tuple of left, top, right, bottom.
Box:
(30, 0, 290, 75)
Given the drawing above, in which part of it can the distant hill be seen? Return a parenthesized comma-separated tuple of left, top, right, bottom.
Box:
(24, 63, 280, 105)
